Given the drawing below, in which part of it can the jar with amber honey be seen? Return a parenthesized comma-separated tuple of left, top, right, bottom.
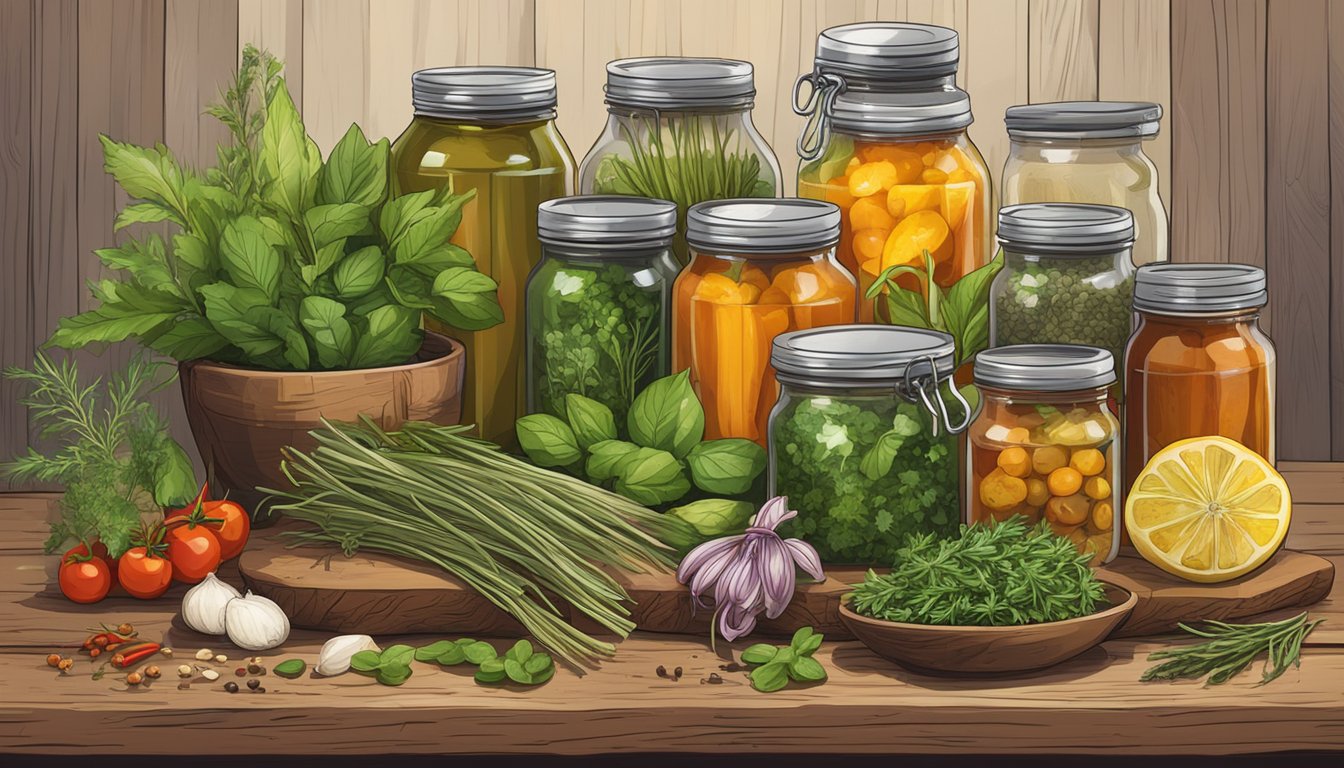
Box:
(967, 345, 1120, 565)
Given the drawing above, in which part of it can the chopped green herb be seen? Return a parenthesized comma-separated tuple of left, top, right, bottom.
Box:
(1141, 612, 1323, 686)
(740, 627, 828, 693)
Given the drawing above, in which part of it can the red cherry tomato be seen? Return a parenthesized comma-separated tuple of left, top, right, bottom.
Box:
(165, 523, 221, 584)
(58, 556, 112, 604)
(63, 541, 118, 580)
(118, 547, 173, 599)
(168, 500, 250, 561)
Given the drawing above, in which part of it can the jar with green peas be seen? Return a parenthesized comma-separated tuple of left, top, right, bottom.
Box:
(989, 203, 1135, 397)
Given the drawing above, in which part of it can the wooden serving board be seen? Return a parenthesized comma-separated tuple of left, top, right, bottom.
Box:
(239, 523, 1334, 640)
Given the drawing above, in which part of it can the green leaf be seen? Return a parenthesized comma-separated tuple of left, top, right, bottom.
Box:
(613, 447, 691, 506)
(430, 266, 504, 331)
(686, 438, 766, 495)
(376, 665, 412, 686)
(507, 639, 534, 663)
(299, 296, 353, 369)
(173, 233, 213, 272)
(46, 306, 178, 350)
(564, 394, 617, 450)
(350, 650, 381, 673)
(740, 643, 779, 665)
(516, 414, 582, 467)
(503, 658, 533, 684)
(99, 135, 188, 218)
(463, 641, 499, 665)
(750, 661, 790, 693)
(114, 201, 180, 231)
(883, 284, 933, 329)
(940, 255, 1003, 364)
(348, 304, 420, 369)
(414, 641, 458, 663)
(396, 243, 475, 278)
(434, 645, 468, 665)
(787, 656, 827, 683)
(379, 644, 416, 668)
(94, 236, 178, 296)
(790, 626, 815, 650)
(379, 190, 438, 245)
(384, 267, 435, 310)
(627, 370, 704, 459)
(145, 317, 230, 361)
(303, 203, 372, 249)
(332, 245, 386, 299)
(585, 439, 640, 482)
(523, 653, 552, 676)
(474, 658, 507, 684)
(151, 440, 197, 507)
(318, 123, 389, 207)
(273, 659, 307, 679)
(258, 81, 320, 218)
(392, 191, 471, 265)
(666, 498, 754, 538)
(220, 216, 281, 303)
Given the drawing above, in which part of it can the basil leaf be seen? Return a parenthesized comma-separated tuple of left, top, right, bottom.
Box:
(258, 84, 320, 219)
(516, 414, 582, 467)
(564, 394, 617, 450)
(384, 268, 435, 310)
(940, 255, 1002, 364)
(397, 244, 475, 278)
(585, 439, 640, 482)
(787, 656, 827, 683)
(220, 216, 281, 303)
(151, 440, 197, 507)
(793, 629, 824, 656)
(145, 317, 229, 361)
(790, 626, 815, 650)
(859, 422, 922, 482)
(475, 658, 507, 684)
(318, 123, 389, 207)
(430, 267, 504, 331)
(523, 653, 552, 676)
(350, 650, 381, 673)
(173, 233, 213, 272)
(627, 370, 704, 459)
(666, 498, 754, 538)
(414, 641, 458, 663)
(379, 189, 437, 245)
(304, 203, 371, 249)
(508, 639, 534, 663)
(613, 448, 690, 506)
(332, 245, 386, 299)
(504, 658, 533, 685)
(435, 645, 467, 665)
(379, 644, 415, 668)
(740, 643, 779, 665)
(376, 665, 412, 686)
(313, 239, 346, 279)
(462, 641, 498, 665)
(349, 304, 420, 369)
(749, 661, 790, 693)
(393, 192, 471, 265)
(686, 438, 766, 495)
(884, 285, 933, 329)
(273, 659, 307, 679)
(299, 296, 353, 369)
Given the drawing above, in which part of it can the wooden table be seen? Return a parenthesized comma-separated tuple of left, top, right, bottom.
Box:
(2, 464, 1342, 759)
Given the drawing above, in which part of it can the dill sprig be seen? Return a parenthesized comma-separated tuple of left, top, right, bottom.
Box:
(1141, 611, 1323, 686)
(847, 517, 1107, 626)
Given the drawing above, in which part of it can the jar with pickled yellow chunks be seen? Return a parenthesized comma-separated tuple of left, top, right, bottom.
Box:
(794, 22, 992, 322)
(966, 345, 1121, 566)
(674, 200, 856, 446)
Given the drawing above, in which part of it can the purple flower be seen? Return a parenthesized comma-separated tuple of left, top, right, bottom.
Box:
(676, 496, 825, 642)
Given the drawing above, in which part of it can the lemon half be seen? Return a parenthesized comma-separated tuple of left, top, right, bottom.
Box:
(1125, 436, 1290, 583)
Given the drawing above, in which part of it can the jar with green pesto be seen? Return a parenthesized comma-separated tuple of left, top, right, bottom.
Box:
(989, 203, 1135, 395)
(767, 326, 971, 565)
(526, 196, 679, 425)
(391, 67, 575, 445)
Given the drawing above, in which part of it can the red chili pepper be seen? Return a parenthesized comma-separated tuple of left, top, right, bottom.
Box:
(110, 641, 161, 669)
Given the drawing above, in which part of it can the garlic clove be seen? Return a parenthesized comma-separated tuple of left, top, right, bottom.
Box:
(316, 634, 380, 677)
(224, 591, 290, 651)
(180, 572, 241, 636)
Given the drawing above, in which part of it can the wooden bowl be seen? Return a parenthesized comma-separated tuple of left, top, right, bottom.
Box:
(838, 584, 1138, 675)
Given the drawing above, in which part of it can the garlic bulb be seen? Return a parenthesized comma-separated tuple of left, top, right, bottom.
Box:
(316, 634, 380, 676)
(224, 591, 290, 651)
(180, 572, 240, 635)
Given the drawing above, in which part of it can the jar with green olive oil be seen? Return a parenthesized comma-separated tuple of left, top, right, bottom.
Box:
(391, 67, 575, 444)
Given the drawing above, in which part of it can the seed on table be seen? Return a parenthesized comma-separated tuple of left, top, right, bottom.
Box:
(655, 665, 668, 678)
(224, 681, 239, 693)
(57, 658, 73, 671)
(45, 654, 61, 668)
(177, 664, 193, 678)
(214, 654, 228, 664)
(117, 623, 134, 636)
(89, 648, 101, 658)
(247, 678, 260, 690)
(126, 672, 143, 686)
(195, 649, 214, 661)
(144, 665, 161, 679)
(674, 666, 683, 680)
(247, 663, 263, 675)
(235, 667, 247, 677)
(252, 686, 266, 693)
(160, 648, 174, 659)
(201, 669, 220, 681)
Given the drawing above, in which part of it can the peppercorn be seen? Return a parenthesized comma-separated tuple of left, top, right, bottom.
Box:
(224, 681, 239, 693)
(674, 666, 683, 680)
(116, 623, 134, 636)
(247, 663, 263, 675)
(144, 665, 161, 679)
(235, 667, 247, 677)
(252, 686, 266, 693)
(655, 665, 668, 678)
(126, 672, 143, 686)
(247, 678, 260, 690)
(45, 654, 61, 668)
(57, 658, 73, 672)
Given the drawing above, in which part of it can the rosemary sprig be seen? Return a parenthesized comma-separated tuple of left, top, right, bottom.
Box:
(1141, 612, 1324, 686)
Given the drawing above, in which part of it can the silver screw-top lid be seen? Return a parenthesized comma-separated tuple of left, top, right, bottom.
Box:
(412, 67, 557, 122)
(537, 196, 677, 248)
(830, 87, 973, 137)
(997, 203, 1136, 255)
(772, 325, 956, 385)
(1133, 264, 1268, 314)
(974, 344, 1117, 391)
(686, 199, 841, 255)
(1005, 101, 1162, 140)
(814, 22, 960, 86)
(604, 57, 756, 110)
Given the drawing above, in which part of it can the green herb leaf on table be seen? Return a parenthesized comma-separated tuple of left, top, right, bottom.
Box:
(686, 438, 766, 495)
(517, 414, 583, 468)
(413, 641, 458, 663)
(739, 626, 827, 692)
(565, 394, 618, 450)
(463, 641, 499, 665)
(749, 662, 790, 693)
(349, 650, 381, 673)
(1140, 612, 1323, 687)
(475, 658, 507, 684)
(740, 644, 779, 665)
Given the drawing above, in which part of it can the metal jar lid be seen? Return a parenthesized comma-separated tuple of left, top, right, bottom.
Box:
(829, 87, 973, 137)
(412, 67, 557, 122)
(1005, 101, 1162, 140)
(686, 199, 840, 255)
(1133, 264, 1268, 314)
(537, 196, 677, 248)
(605, 57, 755, 111)
(997, 203, 1136, 255)
(813, 22, 960, 85)
(974, 345, 1117, 391)
(772, 325, 956, 384)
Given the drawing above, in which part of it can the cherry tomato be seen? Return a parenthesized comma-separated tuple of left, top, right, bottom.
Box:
(58, 556, 112, 604)
(118, 547, 173, 599)
(168, 500, 250, 561)
(165, 523, 221, 584)
(63, 541, 118, 580)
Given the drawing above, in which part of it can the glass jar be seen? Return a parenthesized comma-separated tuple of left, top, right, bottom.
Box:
(579, 58, 782, 264)
(391, 67, 575, 445)
(526, 196, 680, 425)
(1003, 101, 1167, 266)
(1124, 264, 1276, 493)
(768, 326, 971, 564)
(794, 22, 992, 321)
(990, 203, 1135, 393)
(675, 200, 856, 445)
(967, 345, 1121, 565)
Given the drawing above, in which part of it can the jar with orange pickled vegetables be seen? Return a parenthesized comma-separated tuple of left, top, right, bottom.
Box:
(967, 345, 1121, 565)
(794, 22, 992, 321)
(1125, 265, 1276, 494)
(675, 200, 856, 445)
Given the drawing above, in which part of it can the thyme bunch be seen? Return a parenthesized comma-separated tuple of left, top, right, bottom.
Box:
(1141, 612, 1323, 686)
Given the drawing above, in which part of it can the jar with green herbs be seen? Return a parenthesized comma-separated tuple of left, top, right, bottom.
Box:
(579, 57, 782, 263)
(767, 326, 971, 565)
(990, 203, 1135, 393)
(526, 196, 679, 425)
(391, 67, 575, 445)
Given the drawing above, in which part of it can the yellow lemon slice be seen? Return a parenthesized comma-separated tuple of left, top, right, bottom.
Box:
(1125, 436, 1290, 583)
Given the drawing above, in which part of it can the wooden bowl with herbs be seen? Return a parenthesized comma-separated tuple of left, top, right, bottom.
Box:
(837, 517, 1138, 675)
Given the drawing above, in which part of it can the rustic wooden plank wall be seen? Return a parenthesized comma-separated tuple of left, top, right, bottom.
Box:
(2, 0, 1342, 488)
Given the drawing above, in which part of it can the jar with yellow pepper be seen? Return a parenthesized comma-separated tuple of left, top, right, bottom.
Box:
(967, 345, 1120, 565)
(794, 22, 992, 320)
(674, 200, 856, 445)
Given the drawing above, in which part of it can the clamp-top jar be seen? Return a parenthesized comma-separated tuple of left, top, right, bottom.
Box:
(794, 22, 993, 320)
(1003, 101, 1168, 266)
(768, 325, 970, 564)
(391, 67, 575, 445)
(579, 57, 783, 264)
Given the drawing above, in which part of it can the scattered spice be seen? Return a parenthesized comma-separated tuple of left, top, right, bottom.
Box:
(739, 627, 828, 693)
(201, 669, 220, 681)
(234, 667, 247, 677)
(215, 654, 228, 664)
(57, 658, 74, 672)
(1141, 612, 1323, 686)
(46, 654, 61, 668)
(109, 642, 161, 669)
(177, 664, 193, 678)
(247, 678, 261, 690)
(195, 649, 214, 661)
(144, 665, 161, 679)
(224, 681, 239, 693)
(247, 663, 264, 675)
(655, 665, 668, 679)
(126, 672, 143, 686)
(161, 648, 173, 658)
(719, 661, 748, 673)
(117, 623, 134, 636)
(704, 673, 723, 685)
(674, 666, 683, 680)
(252, 686, 266, 693)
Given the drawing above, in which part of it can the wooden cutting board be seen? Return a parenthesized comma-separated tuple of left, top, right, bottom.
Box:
(239, 523, 1334, 640)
